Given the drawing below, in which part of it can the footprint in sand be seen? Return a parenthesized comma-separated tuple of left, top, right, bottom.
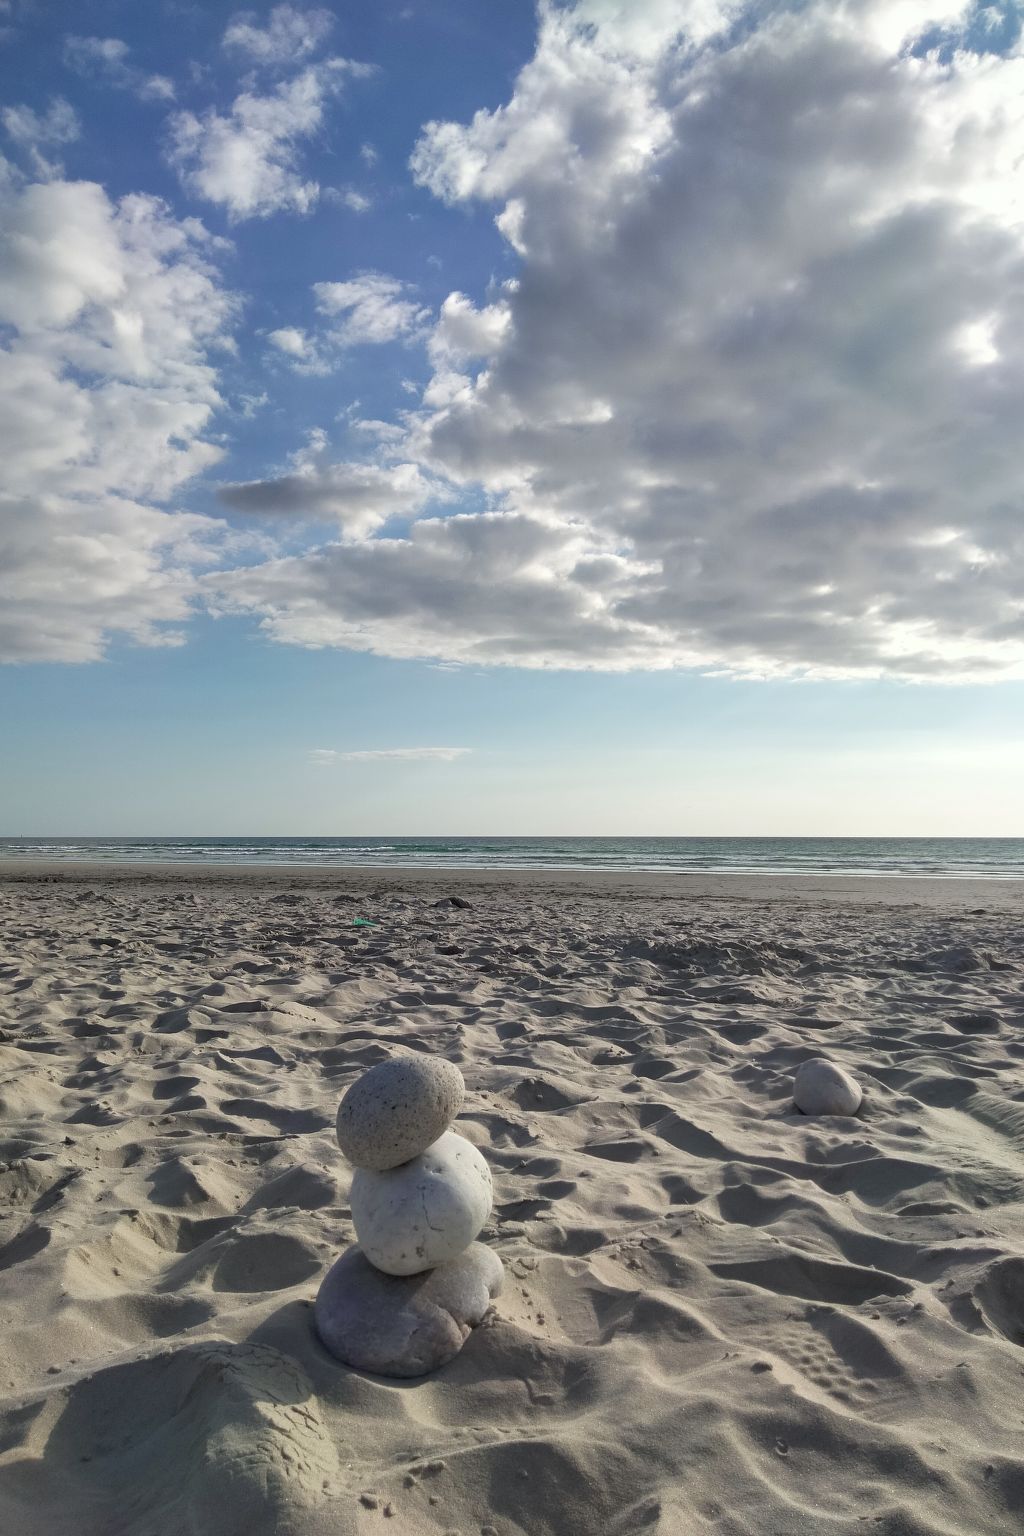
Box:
(766, 1316, 894, 1409)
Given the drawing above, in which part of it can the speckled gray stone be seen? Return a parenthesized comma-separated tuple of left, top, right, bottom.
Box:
(350, 1129, 492, 1276)
(314, 1242, 503, 1377)
(793, 1057, 863, 1116)
(336, 1055, 465, 1171)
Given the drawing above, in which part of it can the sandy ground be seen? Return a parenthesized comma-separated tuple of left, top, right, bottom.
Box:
(1, 863, 1023, 1536)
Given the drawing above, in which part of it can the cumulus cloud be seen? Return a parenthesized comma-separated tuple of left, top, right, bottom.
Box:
(310, 746, 472, 763)
(313, 272, 429, 345)
(219, 457, 432, 538)
(265, 272, 429, 374)
(353, 0, 1024, 681)
(168, 57, 364, 220)
(267, 324, 314, 357)
(0, 176, 236, 662)
(2, 97, 79, 177)
(428, 290, 512, 364)
(0, 494, 218, 663)
(63, 35, 175, 101)
(212, 508, 664, 664)
(223, 5, 334, 66)
(21, 0, 1024, 685)
(265, 324, 336, 374)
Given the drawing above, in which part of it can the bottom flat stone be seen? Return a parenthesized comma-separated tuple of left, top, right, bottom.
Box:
(313, 1242, 503, 1378)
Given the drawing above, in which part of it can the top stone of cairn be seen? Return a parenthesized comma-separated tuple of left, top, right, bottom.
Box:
(336, 1054, 465, 1171)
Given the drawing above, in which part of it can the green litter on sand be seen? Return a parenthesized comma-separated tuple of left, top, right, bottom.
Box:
(351, 917, 377, 927)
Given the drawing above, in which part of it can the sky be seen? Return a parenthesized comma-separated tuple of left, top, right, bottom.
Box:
(1, 0, 1023, 836)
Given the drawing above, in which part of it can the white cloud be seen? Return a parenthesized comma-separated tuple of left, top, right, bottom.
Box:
(219, 457, 433, 538)
(266, 324, 332, 374)
(239, 390, 270, 418)
(19, 0, 1022, 686)
(212, 508, 663, 665)
(391, 0, 1024, 681)
(565, 0, 740, 54)
(268, 325, 312, 356)
(64, 34, 130, 72)
(170, 6, 369, 221)
(409, 2, 675, 208)
(310, 746, 472, 763)
(0, 494, 218, 663)
(313, 272, 429, 345)
(0, 176, 236, 662)
(324, 185, 373, 213)
(213, 0, 1024, 681)
(266, 272, 426, 375)
(223, 5, 334, 66)
(429, 290, 512, 365)
(2, 97, 79, 178)
(168, 58, 363, 220)
(63, 35, 175, 102)
(140, 76, 176, 103)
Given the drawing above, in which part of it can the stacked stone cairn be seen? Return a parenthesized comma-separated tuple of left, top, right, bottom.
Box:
(314, 1055, 503, 1377)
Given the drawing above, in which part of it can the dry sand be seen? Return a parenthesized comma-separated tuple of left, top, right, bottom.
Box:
(1, 862, 1023, 1535)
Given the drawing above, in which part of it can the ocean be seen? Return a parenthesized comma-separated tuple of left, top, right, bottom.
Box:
(1, 836, 1022, 878)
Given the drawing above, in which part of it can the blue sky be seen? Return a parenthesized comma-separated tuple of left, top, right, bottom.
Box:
(2, 1, 1023, 834)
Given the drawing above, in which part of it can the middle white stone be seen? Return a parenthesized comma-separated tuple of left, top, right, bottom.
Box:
(350, 1129, 493, 1276)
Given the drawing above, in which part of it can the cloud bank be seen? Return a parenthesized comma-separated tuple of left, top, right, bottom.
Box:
(6, 0, 1024, 683)
(218, 0, 1024, 680)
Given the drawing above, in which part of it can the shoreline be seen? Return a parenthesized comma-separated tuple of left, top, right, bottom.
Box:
(2, 856, 1023, 911)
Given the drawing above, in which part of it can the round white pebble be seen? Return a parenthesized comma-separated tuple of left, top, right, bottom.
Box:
(336, 1055, 464, 1171)
(793, 1058, 862, 1117)
(350, 1129, 492, 1276)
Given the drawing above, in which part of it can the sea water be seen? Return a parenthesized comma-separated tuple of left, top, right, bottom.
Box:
(2, 835, 1023, 878)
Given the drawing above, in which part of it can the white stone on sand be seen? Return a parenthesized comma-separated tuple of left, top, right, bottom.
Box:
(350, 1129, 493, 1276)
(336, 1054, 465, 1171)
(793, 1057, 863, 1116)
(314, 1242, 503, 1377)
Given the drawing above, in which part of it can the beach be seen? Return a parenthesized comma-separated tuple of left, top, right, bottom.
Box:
(1, 862, 1023, 1535)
